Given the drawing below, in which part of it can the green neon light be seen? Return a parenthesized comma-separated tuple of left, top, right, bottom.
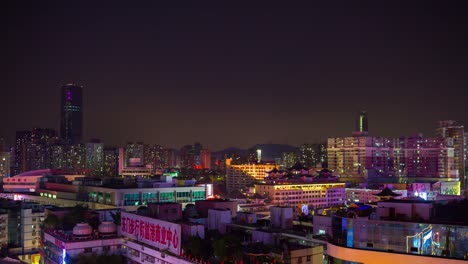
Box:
(360, 116, 363, 132)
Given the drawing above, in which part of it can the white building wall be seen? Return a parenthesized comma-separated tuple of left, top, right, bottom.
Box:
(207, 209, 231, 234)
(22, 208, 44, 253)
(124, 240, 193, 264)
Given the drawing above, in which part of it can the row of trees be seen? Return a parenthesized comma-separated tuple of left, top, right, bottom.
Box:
(65, 252, 125, 264)
(183, 231, 284, 264)
(42, 204, 98, 230)
(183, 231, 241, 263)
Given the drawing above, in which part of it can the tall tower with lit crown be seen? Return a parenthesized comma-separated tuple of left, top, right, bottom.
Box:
(60, 83, 83, 144)
(353, 110, 368, 137)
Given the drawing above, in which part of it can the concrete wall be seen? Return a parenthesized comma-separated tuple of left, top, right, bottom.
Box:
(312, 215, 332, 235)
(290, 245, 323, 264)
(207, 209, 231, 234)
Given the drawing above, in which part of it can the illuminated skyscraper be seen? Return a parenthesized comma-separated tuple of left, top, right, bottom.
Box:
(436, 120, 465, 188)
(60, 83, 83, 144)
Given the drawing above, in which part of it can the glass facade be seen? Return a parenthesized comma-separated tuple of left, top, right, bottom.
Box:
(89, 189, 206, 206)
(142, 192, 157, 204)
(176, 191, 191, 203)
(331, 216, 468, 260)
(124, 193, 140, 206)
(159, 192, 174, 203)
(193, 191, 206, 201)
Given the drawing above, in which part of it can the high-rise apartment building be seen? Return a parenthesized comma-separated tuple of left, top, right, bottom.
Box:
(103, 147, 119, 177)
(14, 131, 32, 174)
(282, 152, 299, 168)
(26, 128, 56, 171)
(200, 149, 211, 169)
(465, 132, 468, 183)
(66, 143, 86, 172)
(162, 148, 177, 168)
(144, 144, 164, 171)
(403, 134, 455, 178)
(60, 83, 83, 144)
(0, 152, 10, 177)
(180, 144, 195, 168)
(328, 134, 456, 180)
(0, 137, 5, 152)
(300, 143, 327, 168)
(85, 139, 104, 176)
(124, 142, 144, 167)
(327, 136, 399, 178)
(436, 120, 465, 188)
(48, 137, 67, 170)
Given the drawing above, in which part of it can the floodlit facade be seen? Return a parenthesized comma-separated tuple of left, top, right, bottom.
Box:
(436, 120, 465, 189)
(327, 134, 456, 180)
(327, 136, 399, 178)
(255, 182, 346, 209)
(226, 159, 278, 192)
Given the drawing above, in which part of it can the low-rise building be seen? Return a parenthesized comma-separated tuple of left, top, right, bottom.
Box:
(327, 198, 468, 263)
(147, 202, 182, 222)
(255, 182, 346, 209)
(42, 222, 122, 264)
(346, 188, 407, 204)
(195, 199, 238, 218)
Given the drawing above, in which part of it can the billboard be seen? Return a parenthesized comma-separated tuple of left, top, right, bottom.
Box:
(121, 212, 181, 255)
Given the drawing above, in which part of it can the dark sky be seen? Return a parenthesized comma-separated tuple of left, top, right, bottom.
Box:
(2, 1, 468, 150)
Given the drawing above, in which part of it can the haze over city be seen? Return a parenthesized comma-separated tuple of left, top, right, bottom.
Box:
(2, 2, 468, 150)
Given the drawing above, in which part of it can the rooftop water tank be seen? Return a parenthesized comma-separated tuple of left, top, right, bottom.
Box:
(98, 221, 117, 234)
(73, 223, 92, 236)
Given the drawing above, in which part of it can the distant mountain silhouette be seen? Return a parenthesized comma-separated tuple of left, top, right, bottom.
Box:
(212, 144, 299, 161)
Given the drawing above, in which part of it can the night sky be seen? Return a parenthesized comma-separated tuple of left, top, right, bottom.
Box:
(2, 2, 468, 150)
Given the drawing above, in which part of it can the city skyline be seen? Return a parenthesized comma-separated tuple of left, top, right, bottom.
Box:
(2, 2, 468, 150)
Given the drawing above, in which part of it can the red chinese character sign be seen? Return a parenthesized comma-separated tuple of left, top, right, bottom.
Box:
(121, 212, 181, 255)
